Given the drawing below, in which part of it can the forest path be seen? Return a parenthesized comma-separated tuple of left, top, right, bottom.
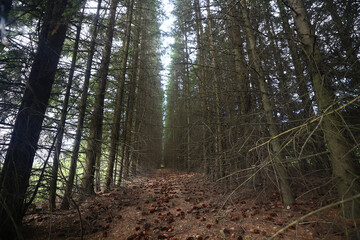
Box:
(23, 169, 343, 240)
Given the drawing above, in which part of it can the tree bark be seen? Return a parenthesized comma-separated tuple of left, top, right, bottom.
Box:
(122, 0, 142, 179)
(287, 0, 360, 218)
(82, 0, 119, 195)
(206, 0, 224, 180)
(240, 0, 294, 205)
(277, 0, 314, 118)
(49, 11, 84, 212)
(61, 0, 103, 210)
(0, 0, 76, 237)
(194, 0, 209, 174)
(226, 0, 252, 170)
(104, 0, 134, 190)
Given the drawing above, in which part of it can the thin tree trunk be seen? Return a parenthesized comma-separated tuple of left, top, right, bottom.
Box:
(240, 0, 294, 205)
(206, 0, 224, 180)
(183, 27, 191, 172)
(61, 0, 103, 210)
(82, 0, 119, 195)
(287, 0, 360, 218)
(226, 0, 252, 170)
(49, 11, 84, 212)
(194, 0, 209, 174)
(122, 0, 142, 179)
(0, 0, 76, 237)
(104, 0, 134, 191)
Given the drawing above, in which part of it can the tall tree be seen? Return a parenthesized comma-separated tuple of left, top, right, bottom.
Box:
(206, 0, 224, 180)
(104, 0, 135, 190)
(61, 0, 103, 210)
(121, 0, 143, 180)
(82, 0, 119, 195)
(287, 0, 360, 218)
(239, 0, 294, 205)
(194, 0, 209, 173)
(49, 10, 84, 212)
(0, 0, 80, 237)
(226, 0, 252, 169)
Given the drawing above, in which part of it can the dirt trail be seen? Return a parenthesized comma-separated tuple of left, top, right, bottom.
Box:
(23, 169, 354, 239)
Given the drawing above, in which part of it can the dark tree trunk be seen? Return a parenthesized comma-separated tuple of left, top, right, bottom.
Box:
(0, 0, 75, 238)
(0, 0, 12, 43)
(61, 0, 103, 210)
(194, 0, 209, 174)
(82, 0, 119, 195)
(206, 0, 224, 180)
(122, 0, 142, 179)
(226, 0, 252, 170)
(104, 0, 134, 190)
(49, 11, 84, 212)
(0, 0, 11, 20)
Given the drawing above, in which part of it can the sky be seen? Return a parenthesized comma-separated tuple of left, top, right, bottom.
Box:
(160, 0, 175, 91)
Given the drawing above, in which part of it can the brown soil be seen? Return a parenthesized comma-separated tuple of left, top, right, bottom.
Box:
(22, 169, 359, 239)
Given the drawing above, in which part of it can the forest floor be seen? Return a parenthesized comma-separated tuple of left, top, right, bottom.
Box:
(23, 169, 359, 240)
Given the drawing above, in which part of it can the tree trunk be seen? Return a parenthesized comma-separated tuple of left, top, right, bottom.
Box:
(226, 0, 252, 170)
(240, 0, 294, 205)
(49, 11, 83, 212)
(287, 0, 360, 218)
(104, 0, 134, 190)
(82, 0, 119, 195)
(122, 0, 142, 179)
(61, 0, 103, 210)
(194, 0, 209, 174)
(206, 0, 224, 180)
(0, 0, 76, 237)
(277, 0, 313, 118)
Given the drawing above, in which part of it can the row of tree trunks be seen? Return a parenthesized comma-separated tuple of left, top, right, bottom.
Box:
(81, 0, 119, 196)
(105, 0, 135, 190)
(49, 9, 84, 212)
(121, 0, 143, 180)
(61, 0, 103, 210)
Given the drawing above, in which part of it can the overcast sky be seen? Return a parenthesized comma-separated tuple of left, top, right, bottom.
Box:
(160, 0, 175, 90)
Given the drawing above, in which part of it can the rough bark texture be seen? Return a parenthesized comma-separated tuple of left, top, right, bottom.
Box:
(0, 0, 73, 238)
(82, 0, 119, 195)
(287, 0, 360, 218)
